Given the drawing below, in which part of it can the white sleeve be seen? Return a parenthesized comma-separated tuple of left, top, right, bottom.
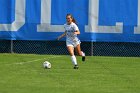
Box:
(64, 24, 66, 30)
(73, 24, 79, 31)
(64, 24, 67, 32)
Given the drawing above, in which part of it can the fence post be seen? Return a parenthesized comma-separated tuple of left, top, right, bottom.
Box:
(91, 41, 93, 56)
(11, 40, 14, 53)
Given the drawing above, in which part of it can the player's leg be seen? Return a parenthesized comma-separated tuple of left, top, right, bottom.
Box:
(75, 44, 86, 61)
(67, 46, 79, 69)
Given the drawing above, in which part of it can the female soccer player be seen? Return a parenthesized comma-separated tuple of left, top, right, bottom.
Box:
(57, 14, 85, 69)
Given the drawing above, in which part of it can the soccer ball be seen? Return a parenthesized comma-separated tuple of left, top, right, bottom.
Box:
(43, 61, 51, 69)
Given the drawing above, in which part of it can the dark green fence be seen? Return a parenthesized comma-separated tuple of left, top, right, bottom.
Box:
(0, 40, 140, 57)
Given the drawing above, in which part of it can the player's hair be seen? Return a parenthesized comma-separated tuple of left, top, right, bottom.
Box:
(66, 14, 76, 24)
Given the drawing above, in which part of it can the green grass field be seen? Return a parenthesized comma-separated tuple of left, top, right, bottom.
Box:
(0, 53, 140, 93)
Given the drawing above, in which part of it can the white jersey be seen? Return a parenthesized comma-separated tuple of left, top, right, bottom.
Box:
(64, 22, 80, 43)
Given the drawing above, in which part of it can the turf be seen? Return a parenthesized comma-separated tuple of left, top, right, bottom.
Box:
(0, 53, 140, 93)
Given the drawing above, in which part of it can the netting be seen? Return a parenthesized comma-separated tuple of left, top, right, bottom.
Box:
(0, 40, 140, 57)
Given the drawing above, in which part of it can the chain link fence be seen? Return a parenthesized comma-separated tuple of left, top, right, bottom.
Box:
(0, 40, 140, 57)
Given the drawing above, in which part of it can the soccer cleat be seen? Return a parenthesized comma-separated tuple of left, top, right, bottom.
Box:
(74, 65, 79, 69)
(82, 56, 85, 61)
(81, 51, 86, 61)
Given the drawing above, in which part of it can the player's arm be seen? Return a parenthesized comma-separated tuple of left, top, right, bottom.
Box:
(57, 32, 66, 40)
(74, 30, 80, 35)
(73, 24, 80, 35)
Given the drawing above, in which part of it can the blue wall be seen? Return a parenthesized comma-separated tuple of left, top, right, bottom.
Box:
(0, 0, 140, 42)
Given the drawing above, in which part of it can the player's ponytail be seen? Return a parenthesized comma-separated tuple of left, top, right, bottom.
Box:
(66, 14, 77, 24)
(72, 18, 76, 24)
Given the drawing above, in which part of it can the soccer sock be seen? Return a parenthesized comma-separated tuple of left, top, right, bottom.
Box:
(81, 51, 85, 56)
(71, 55, 77, 65)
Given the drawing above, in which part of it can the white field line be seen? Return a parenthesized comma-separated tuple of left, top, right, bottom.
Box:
(7, 56, 62, 65)
(15, 58, 46, 65)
